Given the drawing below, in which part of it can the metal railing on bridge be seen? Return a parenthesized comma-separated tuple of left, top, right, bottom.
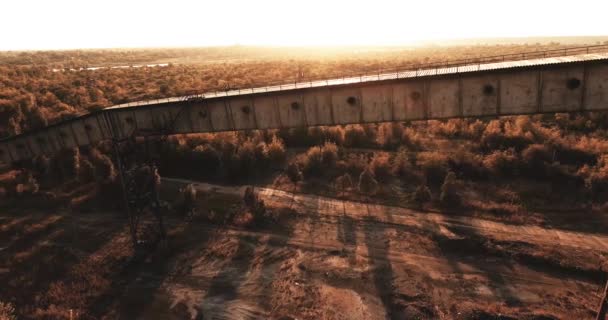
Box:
(109, 44, 608, 110)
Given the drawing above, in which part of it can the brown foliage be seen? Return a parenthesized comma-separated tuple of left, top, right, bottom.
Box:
(370, 152, 392, 182)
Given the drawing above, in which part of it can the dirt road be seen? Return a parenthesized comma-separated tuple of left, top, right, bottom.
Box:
(115, 177, 606, 319)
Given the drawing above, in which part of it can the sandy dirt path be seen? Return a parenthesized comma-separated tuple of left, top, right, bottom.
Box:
(164, 177, 608, 253)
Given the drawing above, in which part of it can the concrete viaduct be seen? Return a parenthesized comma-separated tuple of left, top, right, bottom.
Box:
(2, 46, 608, 165)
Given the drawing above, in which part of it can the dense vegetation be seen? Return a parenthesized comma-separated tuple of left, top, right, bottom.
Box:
(2, 43, 608, 318)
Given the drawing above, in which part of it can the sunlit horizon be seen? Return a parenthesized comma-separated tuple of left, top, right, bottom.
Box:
(3, 0, 608, 51)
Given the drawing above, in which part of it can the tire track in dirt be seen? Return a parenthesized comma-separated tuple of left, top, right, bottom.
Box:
(164, 177, 608, 254)
(162, 178, 605, 317)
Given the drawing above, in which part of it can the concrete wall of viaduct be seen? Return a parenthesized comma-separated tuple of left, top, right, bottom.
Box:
(2, 62, 608, 164)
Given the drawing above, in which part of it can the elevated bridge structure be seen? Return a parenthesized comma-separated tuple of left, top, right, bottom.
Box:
(2, 45, 608, 164)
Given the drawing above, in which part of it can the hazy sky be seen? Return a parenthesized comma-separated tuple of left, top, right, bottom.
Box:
(2, 0, 608, 50)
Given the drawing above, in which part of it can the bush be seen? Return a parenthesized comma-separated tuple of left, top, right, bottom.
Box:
(192, 144, 222, 178)
(343, 154, 368, 177)
(392, 150, 413, 178)
(358, 168, 378, 196)
(344, 124, 370, 148)
(78, 158, 95, 183)
(483, 149, 519, 176)
(286, 161, 302, 187)
(267, 135, 286, 166)
(579, 155, 608, 200)
(243, 186, 267, 224)
(301, 142, 339, 178)
(90, 148, 117, 184)
(413, 185, 432, 206)
(440, 171, 461, 207)
(13, 170, 39, 196)
(480, 119, 534, 152)
(377, 122, 404, 150)
(370, 152, 392, 182)
(335, 173, 354, 194)
(321, 141, 339, 168)
(0, 301, 16, 320)
(447, 149, 486, 179)
(416, 151, 449, 185)
(521, 144, 553, 170)
(301, 146, 323, 178)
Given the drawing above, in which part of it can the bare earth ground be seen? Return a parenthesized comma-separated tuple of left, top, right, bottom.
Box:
(2, 178, 607, 319)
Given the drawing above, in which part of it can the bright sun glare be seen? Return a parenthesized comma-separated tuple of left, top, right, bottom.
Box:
(3, 0, 608, 50)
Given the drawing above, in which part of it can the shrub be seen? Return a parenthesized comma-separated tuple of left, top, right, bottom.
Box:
(402, 127, 423, 150)
(413, 185, 432, 206)
(0, 301, 16, 320)
(440, 171, 461, 207)
(376, 122, 404, 150)
(243, 186, 267, 224)
(416, 151, 449, 185)
(447, 149, 486, 179)
(521, 144, 553, 170)
(90, 148, 117, 183)
(342, 154, 368, 177)
(236, 139, 257, 174)
(579, 155, 608, 199)
(335, 173, 354, 194)
(344, 124, 370, 148)
(321, 141, 339, 168)
(14, 170, 39, 196)
(392, 150, 413, 178)
(286, 161, 302, 188)
(480, 119, 534, 152)
(358, 168, 378, 196)
(301, 142, 339, 178)
(78, 158, 95, 183)
(301, 146, 323, 178)
(370, 152, 392, 182)
(483, 149, 519, 176)
(192, 144, 222, 178)
(266, 135, 286, 166)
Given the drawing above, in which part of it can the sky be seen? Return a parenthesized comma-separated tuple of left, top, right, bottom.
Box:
(2, 0, 608, 50)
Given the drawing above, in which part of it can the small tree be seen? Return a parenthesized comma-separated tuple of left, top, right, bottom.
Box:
(358, 168, 378, 197)
(286, 162, 302, 192)
(413, 185, 432, 208)
(440, 171, 461, 207)
(335, 173, 353, 198)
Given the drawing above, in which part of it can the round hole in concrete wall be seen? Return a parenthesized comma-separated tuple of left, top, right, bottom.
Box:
(483, 84, 495, 95)
(566, 78, 581, 90)
(291, 102, 300, 110)
(198, 110, 208, 118)
(241, 105, 251, 114)
(410, 91, 421, 100)
(346, 96, 357, 106)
